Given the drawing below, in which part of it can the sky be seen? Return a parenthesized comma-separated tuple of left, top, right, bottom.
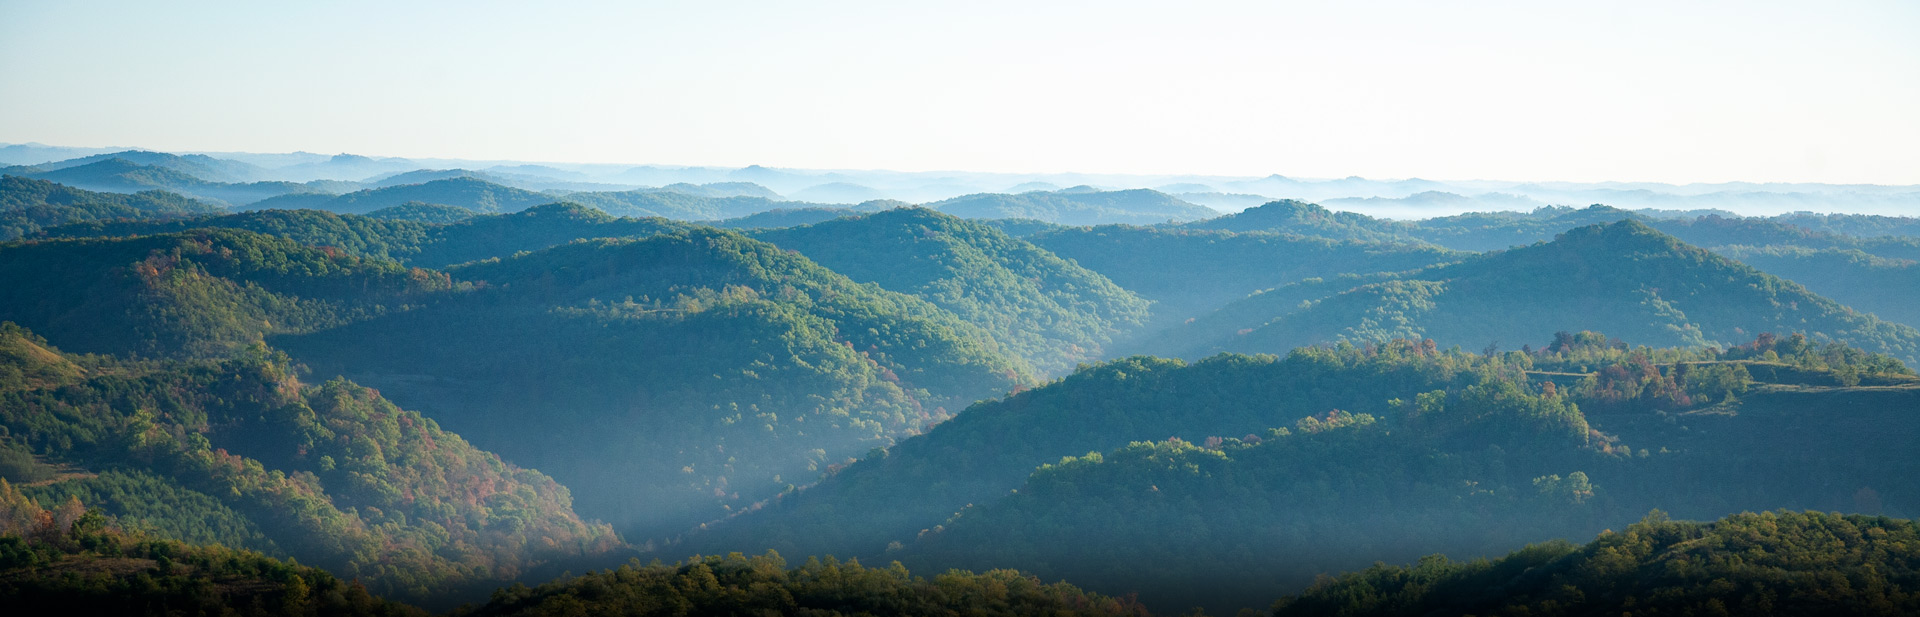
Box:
(2, 0, 1916, 184)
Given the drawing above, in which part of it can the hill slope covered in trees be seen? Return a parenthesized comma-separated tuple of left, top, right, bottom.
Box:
(1028, 225, 1464, 331)
(1, 175, 223, 240)
(752, 208, 1149, 373)
(1271, 510, 1920, 617)
(278, 229, 1030, 541)
(37, 202, 693, 268)
(249, 178, 555, 215)
(0, 324, 619, 602)
(686, 332, 1917, 611)
(1152, 221, 1920, 364)
(0, 229, 451, 359)
(930, 189, 1219, 225)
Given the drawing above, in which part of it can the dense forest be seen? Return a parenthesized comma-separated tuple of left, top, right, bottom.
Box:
(1151, 220, 1920, 365)
(0, 324, 619, 602)
(5, 160, 1920, 614)
(279, 229, 1031, 540)
(0, 175, 223, 240)
(682, 331, 1917, 607)
(0, 228, 451, 358)
(1027, 225, 1462, 331)
(929, 188, 1220, 225)
(0, 480, 427, 616)
(752, 208, 1150, 373)
(1272, 510, 1920, 617)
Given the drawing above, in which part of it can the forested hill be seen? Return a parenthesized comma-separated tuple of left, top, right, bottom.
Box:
(690, 333, 1917, 612)
(278, 228, 1031, 541)
(25, 149, 268, 183)
(1271, 510, 1920, 617)
(929, 188, 1220, 225)
(1713, 245, 1920, 329)
(37, 202, 694, 268)
(367, 201, 476, 223)
(751, 207, 1149, 374)
(0, 229, 450, 359)
(0, 482, 428, 616)
(454, 553, 1150, 617)
(1181, 199, 1415, 242)
(557, 189, 835, 220)
(0, 324, 620, 602)
(1027, 225, 1464, 332)
(249, 177, 555, 214)
(1, 175, 222, 240)
(1155, 220, 1920, 364)
(9, 158, 327, 207)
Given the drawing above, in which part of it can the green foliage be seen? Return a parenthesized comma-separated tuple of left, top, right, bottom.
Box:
(1271, 510, 1920, 617)
(40, 202, 693, 269)
(1161, 221, 1920, 365)
(280, 229, 1029, 540)
(39, 208, 438, 263)
(365, 202, 477, 224)
(1031, 225, 1461, 331)
(0, 229, 451, 359)
(558, 189, 807, 220)
(0, 325, 620, 601)
(687, 344, 1556, 567)
(0, 175, 222, 240)
(250, 177, 554, 214)
(753, 208, 1149, 373)
(456, 552, 1149, 617)
(20, 470, 276, 553)
(698, 333, 1920, 613)
(1716, 244, 1920, 329)
(718, 207, 861, 229)
(1183, 199, 1416, 243)
(0, 480, 426, 616)
(930, 189, 1219, 225)
(0, 438, 56, 483)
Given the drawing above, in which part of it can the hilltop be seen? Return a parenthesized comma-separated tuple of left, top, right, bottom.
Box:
(0, 323, 619, 602)
(1155, 221, 1920, 364)
(278, 229, 1031, 539)
(689, 333, 1917, 611)
(248, 177, 555, 214)
(0, 229, 450, 359)
(752, 208, 1149, 373)
(1, 175, 223, 240)
(1028, 225, 1464, 331)
(930, 188, 1219, 225)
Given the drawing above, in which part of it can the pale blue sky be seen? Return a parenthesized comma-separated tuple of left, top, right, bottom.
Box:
(2, 0, 1916, 183)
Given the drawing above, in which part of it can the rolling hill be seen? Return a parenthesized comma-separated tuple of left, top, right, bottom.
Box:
(248, 177, 555, 214)
(1154, 220, 1920, 364)
(35, 202, 690, 268)
(1028, 225, 1465, 332)
(1, 175, 223, 240)
(1181, 199, 1415, 242)
(930, 188, 1220, 225)
(18, 158, 327, 206)
(31, 150, 269, 183)
(751, 208, 1149, 374)
(1272, 510, 1920, 617)
(276, 229, 1031, 540)
(0, 229, 450, 359)
(690, 334, 1917, 612)
(0, 323, 619, 602)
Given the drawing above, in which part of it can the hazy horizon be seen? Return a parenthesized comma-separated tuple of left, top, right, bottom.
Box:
(4, 1, 1916, 185)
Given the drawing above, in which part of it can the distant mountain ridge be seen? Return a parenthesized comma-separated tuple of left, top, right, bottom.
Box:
(931, 188, 1220, 225)
(1154, 220, 1920, 364)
